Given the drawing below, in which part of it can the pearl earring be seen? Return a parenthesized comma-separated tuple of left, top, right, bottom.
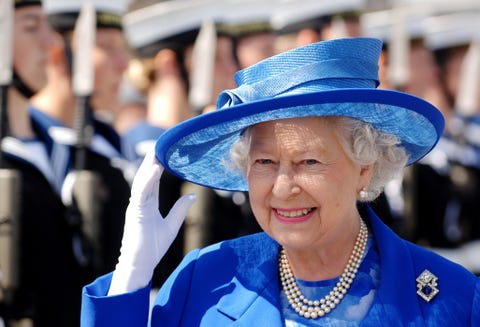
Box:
(359, 188, 368, 200)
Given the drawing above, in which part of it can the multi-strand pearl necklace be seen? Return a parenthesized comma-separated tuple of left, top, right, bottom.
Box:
(279, 219, 369, 319)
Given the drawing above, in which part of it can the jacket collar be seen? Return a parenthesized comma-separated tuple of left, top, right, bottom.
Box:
(215, 233, 284, 325)
(216, 206, 425, 326)
(366, 205, 426, 327)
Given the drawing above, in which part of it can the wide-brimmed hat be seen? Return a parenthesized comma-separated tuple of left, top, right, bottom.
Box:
(155, 37, 444, 191)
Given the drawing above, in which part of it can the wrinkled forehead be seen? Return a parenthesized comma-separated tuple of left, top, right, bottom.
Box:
(247, 116, 344, 147)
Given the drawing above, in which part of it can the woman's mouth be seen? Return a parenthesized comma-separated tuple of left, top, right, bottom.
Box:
(274, 207, 316, 224)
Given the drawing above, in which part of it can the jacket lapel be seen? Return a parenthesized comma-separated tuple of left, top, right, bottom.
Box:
(215, 233, 284, 326)
(367, 206, 426, 327)
(216, 208, 428, 326)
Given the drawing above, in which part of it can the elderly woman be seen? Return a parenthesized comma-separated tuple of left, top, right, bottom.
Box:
(81, 38, 480, 326)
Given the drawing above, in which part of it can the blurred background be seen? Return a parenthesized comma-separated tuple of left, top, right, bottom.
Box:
(1, 0, 479, 325)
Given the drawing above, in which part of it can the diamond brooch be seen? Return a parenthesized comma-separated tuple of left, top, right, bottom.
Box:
(416, 269, 439, 302)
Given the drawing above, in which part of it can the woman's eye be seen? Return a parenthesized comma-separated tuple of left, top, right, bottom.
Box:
(256, 159, 273, 165)
(303, 159, 319, 165)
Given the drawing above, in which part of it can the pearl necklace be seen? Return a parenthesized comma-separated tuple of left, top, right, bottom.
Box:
(279, 219, 369, 319)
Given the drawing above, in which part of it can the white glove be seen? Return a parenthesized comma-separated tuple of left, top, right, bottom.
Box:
(108, 150, 196, 295)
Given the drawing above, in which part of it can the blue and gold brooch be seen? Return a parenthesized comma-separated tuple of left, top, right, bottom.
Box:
(416, 269, 439, 302)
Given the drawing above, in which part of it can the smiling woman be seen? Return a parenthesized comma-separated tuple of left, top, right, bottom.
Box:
(244, 118, 369, 250)
(81, 37, 480, 326)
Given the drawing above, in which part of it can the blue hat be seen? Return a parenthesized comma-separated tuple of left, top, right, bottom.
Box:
(155, 37, 444, 191)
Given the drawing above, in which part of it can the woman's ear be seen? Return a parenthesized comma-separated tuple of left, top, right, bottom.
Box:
(359, 164, 374, 187)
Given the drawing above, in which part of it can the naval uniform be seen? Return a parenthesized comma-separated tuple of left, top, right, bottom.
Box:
(30, 106, 132, 276)
(0, 119, 89, 326)
(409, 113, 480, 248)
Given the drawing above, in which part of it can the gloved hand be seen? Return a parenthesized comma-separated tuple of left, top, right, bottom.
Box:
(108, 150, 196, 295)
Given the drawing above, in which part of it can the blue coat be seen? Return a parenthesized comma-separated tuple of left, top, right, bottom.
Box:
(81, 206, 480, 326)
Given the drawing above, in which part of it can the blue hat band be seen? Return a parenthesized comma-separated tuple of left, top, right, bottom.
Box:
(218, 59, 379, 108)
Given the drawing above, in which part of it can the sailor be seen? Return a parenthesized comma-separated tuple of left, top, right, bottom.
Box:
(363, 3, 480, 274)
(419, 10, 480, 256)
(29, 0, 134, 276)
(216, 0, 277, 69)
(0, 0, 88, 325)
(361, 3, 455, 236)
(121, 0, 243, 286)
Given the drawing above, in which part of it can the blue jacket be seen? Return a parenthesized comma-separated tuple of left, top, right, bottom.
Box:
(81, 206, 480, 326)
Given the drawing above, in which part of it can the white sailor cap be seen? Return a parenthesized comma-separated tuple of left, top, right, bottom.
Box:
(361, 4, 435, 43)
(362, 0, 480, 42)
(123, 0, 219, 57)
(392, 0, 480, 13)
(215, 0, 277, 37)
(44, 0, 131, 32)
(423, 10, 480, 116)
(361, 3, 437, 88)
(424, 11, 480, 50)
(272, 0, 366, 34)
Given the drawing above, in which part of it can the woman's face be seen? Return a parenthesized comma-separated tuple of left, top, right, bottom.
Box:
(13, 5, 56, 92)
(247, 117, 371, 251)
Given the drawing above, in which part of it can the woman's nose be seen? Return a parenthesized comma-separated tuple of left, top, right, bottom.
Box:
(272, 170, 300, 199)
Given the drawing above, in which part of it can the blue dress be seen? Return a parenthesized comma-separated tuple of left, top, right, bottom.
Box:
(280, 236, 380, 326)
(81, 206, 480, 326)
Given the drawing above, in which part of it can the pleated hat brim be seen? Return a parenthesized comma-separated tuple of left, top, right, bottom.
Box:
(155, 38, 444, 191)
(155, 88, 443, 191)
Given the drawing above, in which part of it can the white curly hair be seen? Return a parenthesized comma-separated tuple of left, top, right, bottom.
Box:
(229, 116, 408, 202)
